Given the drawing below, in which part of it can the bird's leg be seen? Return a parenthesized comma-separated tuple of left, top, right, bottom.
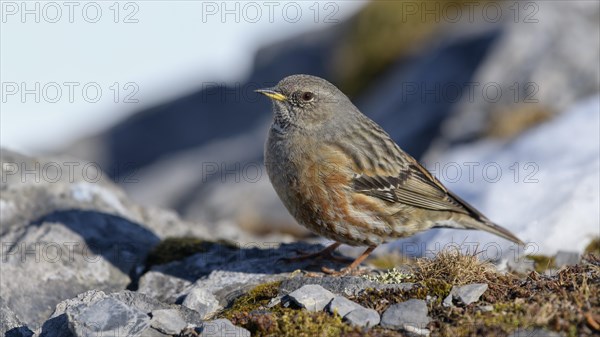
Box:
(322, 246, 377, 276)
(281, 242, 349, 263)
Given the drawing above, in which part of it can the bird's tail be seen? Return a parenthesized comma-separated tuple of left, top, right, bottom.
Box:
(464, 217, 524, 246)
(444, 189, 524, 246)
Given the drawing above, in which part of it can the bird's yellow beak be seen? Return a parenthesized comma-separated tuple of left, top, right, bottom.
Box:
(255, 88, 287, 102)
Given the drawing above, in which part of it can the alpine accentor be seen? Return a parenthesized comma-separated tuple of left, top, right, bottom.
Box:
(257, 74, 523, 274)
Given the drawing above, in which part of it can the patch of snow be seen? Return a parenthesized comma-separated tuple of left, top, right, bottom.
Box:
(391, 95, 600, 256)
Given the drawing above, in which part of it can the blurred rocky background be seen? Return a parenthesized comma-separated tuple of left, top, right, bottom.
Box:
(2, 1, 599, 334)
(62, 0, 599, 254)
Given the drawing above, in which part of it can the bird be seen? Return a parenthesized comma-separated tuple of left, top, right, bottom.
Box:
(256, 74, 523, 275)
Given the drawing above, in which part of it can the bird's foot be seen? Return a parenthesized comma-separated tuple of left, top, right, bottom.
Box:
(320, 246, 377, 276)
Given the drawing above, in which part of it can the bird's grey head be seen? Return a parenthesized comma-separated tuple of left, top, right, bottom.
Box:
(256, 74, 356, 132)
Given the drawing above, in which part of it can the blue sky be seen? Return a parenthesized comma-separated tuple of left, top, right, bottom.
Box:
(1, 1, 366, 153)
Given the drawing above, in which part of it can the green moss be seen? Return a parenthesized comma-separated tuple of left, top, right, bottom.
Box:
(584, 237, 600, 255)
(222, 281, 361, 336)
(421, 279, 452, 302)
(232, 308, 407, 337)
(145, 237, 237, 266)
(525, 254, 556, 273)
(271, 310, 350, 337)
(221, 281, 282, 320)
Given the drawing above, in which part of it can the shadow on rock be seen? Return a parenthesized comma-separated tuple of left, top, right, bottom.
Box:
(146, 241, 351, 283)
(30, 209, 161, 277)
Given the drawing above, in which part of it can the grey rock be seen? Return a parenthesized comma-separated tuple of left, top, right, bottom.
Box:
(344, 307, 380, 328)
(109, 291, 203, 324)
(137, 327, 169, 337)
(455, 283, 488, 305)
(65, 297, 150, 337)
(554, 251, 580, 267)
(197, 319, 250, 337)
(507, 328, 564, 337)
(287, 285, 335, 312)
(1, 212, 154, 327)
(40, 290, 108, 337)
(110, 290, 170, 313)
(1, 150, 206, 327)
(150, 309, 187, 335)
(39, 290, 202, 337)
(179, 270, 285, 319)
(442, 294, 454, 308)
(0, 149, 200, 241)
(0, 297, 34, 337)
(279, 276, 414, 298)
(137, 271, 192, 304)
(444, 283, 488, 306)
(381, 299, 430, 333)
(182, 287, 220, 319)
(327, 296, 362, 317)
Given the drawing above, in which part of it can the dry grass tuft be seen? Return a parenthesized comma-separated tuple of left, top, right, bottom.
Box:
(410, 248, 496, 285)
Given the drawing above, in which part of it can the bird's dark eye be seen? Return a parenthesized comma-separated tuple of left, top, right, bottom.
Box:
(301, 91, 314, 102)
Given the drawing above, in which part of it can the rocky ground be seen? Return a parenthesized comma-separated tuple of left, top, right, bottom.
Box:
(1, 149, 599, 337)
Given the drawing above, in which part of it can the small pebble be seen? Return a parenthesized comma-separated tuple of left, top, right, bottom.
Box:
(444, 283, 488, 306)
(344, 307, 380, 328)
(380, 299, 430, 333)
(477, 305, 494, 312)
(327, 296, 362, 317)
(150, 309, 187, 335)
(287, 284, 335, 312)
